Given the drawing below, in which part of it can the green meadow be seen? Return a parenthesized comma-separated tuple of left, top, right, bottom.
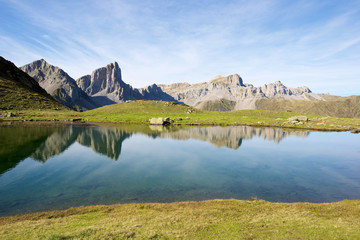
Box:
(1, 199, 359, 239)
(1, 100, 360, 132)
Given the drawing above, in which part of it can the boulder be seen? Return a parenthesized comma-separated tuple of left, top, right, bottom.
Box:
(149, 117, 171, 125)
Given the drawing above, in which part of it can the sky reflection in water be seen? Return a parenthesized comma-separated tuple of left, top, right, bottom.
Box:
(0, 125, 359, 216)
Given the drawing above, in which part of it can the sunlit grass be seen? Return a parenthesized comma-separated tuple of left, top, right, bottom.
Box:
(1, 100, 360, 131)
(1, 199, 359, 239)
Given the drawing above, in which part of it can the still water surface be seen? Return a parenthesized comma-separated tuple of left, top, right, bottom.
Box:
(0, 124, 359, 216)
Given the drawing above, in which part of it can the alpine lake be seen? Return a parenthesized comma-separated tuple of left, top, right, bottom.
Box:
(0, 123, 359, 216)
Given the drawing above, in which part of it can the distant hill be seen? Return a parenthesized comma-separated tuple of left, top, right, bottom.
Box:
(256, 95, 360, 118)
(20, 59, 98, 111)
(0, 56, 66, 111)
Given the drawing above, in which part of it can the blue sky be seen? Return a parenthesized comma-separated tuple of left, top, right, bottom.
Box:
(1, 0, 359, 95)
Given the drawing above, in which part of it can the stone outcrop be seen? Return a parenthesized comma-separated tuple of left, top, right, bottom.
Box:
(158, 74, 323, 110)
(149, 117, 171, 125)
(76, 62, 176, 107)
(76, 62, 143, 106)
(137, 84, 176, 102)
(20, 59, 98, 111)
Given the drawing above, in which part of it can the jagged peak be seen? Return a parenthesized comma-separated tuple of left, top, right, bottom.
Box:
(90, 61, 122, 75)
(105, 61, 120, 70)
(29, 58, 50, 67)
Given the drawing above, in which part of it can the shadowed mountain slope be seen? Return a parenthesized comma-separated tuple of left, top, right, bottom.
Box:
(0, 56, 66, 111)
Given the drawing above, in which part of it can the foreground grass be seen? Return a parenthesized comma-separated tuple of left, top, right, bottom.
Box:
(1, 100, 360, 131)
(0, 199, 359, 239)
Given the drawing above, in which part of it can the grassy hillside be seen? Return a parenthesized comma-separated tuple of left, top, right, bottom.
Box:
(0, 199, 359, 239)
(256, 95, 360, 118)
(0, 56, 68, 112)
(1, 100, 360, 131)
(195, 98, 236, 111)
(78, 100, 360, 131)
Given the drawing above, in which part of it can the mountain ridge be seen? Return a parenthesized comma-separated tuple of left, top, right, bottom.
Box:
(15, 57, 359, 118)
(158, 74, 322, 110)
(0, 56, 66, 111)
(20, 59, 98, 111)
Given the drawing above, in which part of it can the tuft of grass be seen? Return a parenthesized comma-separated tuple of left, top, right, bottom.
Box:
(0, 199, 359, 239)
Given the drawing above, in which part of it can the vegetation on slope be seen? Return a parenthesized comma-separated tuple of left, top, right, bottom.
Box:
(195, 98, 236, 111)
(0, 56, 68, 111)
(1, 100, 360, 131)
(0, 199, 359, 239)
(256, 95, 360, 118)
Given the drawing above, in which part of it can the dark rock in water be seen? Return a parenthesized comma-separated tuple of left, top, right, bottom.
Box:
(70, 118, 82, 122)
(350, 129, 360, 134)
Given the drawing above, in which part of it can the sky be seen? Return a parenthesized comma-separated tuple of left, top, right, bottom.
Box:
(1, 0, 360, 96)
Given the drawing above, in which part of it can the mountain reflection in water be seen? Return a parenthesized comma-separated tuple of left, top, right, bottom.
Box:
(1, 125, 309, 166)
(1, 124, 359, 216)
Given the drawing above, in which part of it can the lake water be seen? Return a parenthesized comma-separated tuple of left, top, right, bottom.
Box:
(0, 124, 359, 216)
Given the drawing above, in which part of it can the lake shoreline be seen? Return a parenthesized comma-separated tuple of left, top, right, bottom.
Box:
(0, 119, 358, 133)
(1, 199, 359, 239)
(1, 99, 360, 132)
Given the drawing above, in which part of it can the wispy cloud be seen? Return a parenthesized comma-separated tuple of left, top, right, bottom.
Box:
(0, 0, 359, 95)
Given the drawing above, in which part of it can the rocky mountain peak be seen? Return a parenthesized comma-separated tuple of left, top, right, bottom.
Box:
(210, 74, 244, 87)
(76, 61, 143, 104)
(20, 59, 98, 111)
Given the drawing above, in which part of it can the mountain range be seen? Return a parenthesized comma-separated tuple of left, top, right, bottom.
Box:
(1, 56, 358, 117)
(19, 58, 320, 112)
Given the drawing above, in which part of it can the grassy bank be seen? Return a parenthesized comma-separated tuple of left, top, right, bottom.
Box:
(1, 100, 360, 131)
(0, 199, 359, 239)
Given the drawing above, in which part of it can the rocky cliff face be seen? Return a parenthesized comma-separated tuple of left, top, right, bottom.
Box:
(19, 58, 324, 111)
(76, 62, 143, 105)
(76, 62, 176, 106)
(158, 74, 323, 110)
(20, 59, 98, 111)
